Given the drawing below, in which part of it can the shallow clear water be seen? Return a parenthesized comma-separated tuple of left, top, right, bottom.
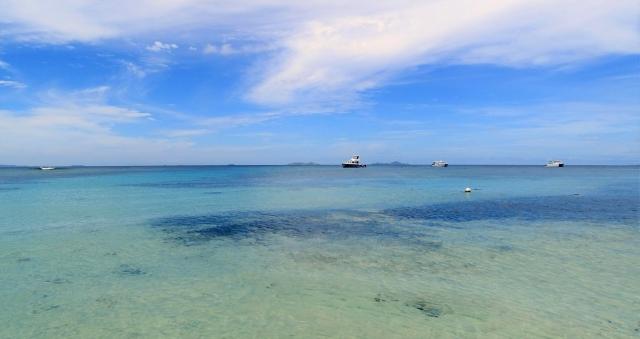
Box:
(1, 165, 638, 338)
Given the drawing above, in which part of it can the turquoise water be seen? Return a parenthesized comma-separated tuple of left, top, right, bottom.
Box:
(1, 165, 638, 338)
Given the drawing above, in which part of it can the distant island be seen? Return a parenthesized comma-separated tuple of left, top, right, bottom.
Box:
(287, 162, 320, 166)
(369, 161, 412, 166)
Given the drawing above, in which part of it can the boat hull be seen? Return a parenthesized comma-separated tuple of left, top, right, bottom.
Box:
(342, 163, 366, 168)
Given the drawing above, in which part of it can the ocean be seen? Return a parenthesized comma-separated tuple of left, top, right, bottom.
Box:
(1, 165, 638, 338)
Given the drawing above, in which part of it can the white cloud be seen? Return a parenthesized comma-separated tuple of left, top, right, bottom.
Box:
(199, 112, 279, 128)
(0, 87, 180, 165)
(0, 0, 638, 111)
(18, 103, 151, 129)
(0, 106, 280, 165)
(0, 80, 26, 89)
(0, 60, 11, 70)
(26, 86, 152, 125)
(0, 0, 311, 42)
(202, 43, 217, 54)
(0, 108, 184, 165)
(203, 43, 235, 55)
(122, 61, 146, 78)
(163, 128, 209, 138)
(247, 0, 640, 107)
(1, 93, 637, 164)
(146, 41, 178, 52)
(120, 57, 172, 78)
(202, 42, 273, 55)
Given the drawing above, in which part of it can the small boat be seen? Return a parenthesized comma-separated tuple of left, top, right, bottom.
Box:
(431, 160, 448, 167)
(39, 166, 56, 170)
(545, 160, 564, 167)
(342, 155, 366, 168)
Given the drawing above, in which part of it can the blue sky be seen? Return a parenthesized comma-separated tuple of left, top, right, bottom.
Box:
(0, 1, 638, 165)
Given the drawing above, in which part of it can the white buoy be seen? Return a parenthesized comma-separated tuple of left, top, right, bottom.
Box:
(464, 187, 472, 193)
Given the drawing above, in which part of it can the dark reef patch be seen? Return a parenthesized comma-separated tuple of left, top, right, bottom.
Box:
(117, 264, 146, 276)
(149, 194, 638, 245)
(373, 293, 399, 303)
(150, 210, 411, 244)
(45, 278, 70, 284)
(372, 293, 451, 318)
(409, 300, 452, 318)
(385, 195, 639, 223)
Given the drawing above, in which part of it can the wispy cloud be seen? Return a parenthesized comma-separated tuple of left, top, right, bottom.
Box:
(247, 1, 640, 108)
(0, 86, 189, 165)
(0, 80, 26, 89)
(0, 60, 11, 71)
(162, 108, 331, 138)
(146, 41, 178, 52)
(0, 1, 638, 166)
(203, 43, 234, 55)
(198, 112, 279, 128)
(122, 61, 147, 78)
(1, 1, 637, 111)
(120, 57, 172, 79)
(162, 128, 210, 138)
(10, 87, 152, 131)
(202, 42, 274, 56)
(0, 103, 282, 165)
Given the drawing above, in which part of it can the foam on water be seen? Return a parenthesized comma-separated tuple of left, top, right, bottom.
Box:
(0, 166, 638, 338)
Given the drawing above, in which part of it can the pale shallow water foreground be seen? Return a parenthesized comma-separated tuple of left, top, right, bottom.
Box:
(1, 165, 638, 338)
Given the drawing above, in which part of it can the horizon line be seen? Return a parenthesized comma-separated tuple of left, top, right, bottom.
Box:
(2, 164, 639, 168)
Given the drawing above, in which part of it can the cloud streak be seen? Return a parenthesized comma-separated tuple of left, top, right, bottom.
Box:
(0, 87, 152, 134)
(146, 41, 178, 52)
(1, 1, 637, 111)
(0, 60, 11, 70)
(247, 0, 640, 108)
(0, 80, 26, 89)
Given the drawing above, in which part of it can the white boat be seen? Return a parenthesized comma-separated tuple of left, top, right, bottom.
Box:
(39, 166, 55, 170)
(342, 155, 366, 168)
(431, 160, 448, 167)
(545, 160, 564, 167)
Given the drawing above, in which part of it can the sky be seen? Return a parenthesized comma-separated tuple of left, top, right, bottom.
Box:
(0, 0, 638, 165)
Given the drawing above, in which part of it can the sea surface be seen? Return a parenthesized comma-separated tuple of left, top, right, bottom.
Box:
(1, 165, 638, 338)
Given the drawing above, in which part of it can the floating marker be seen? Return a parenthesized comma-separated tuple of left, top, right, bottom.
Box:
(464, 187, 472, 193)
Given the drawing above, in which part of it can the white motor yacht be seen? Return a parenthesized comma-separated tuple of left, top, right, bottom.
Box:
(545, 160, 564, 167)
(431, 160, 448, 167)
(342, 155, 366, 168)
